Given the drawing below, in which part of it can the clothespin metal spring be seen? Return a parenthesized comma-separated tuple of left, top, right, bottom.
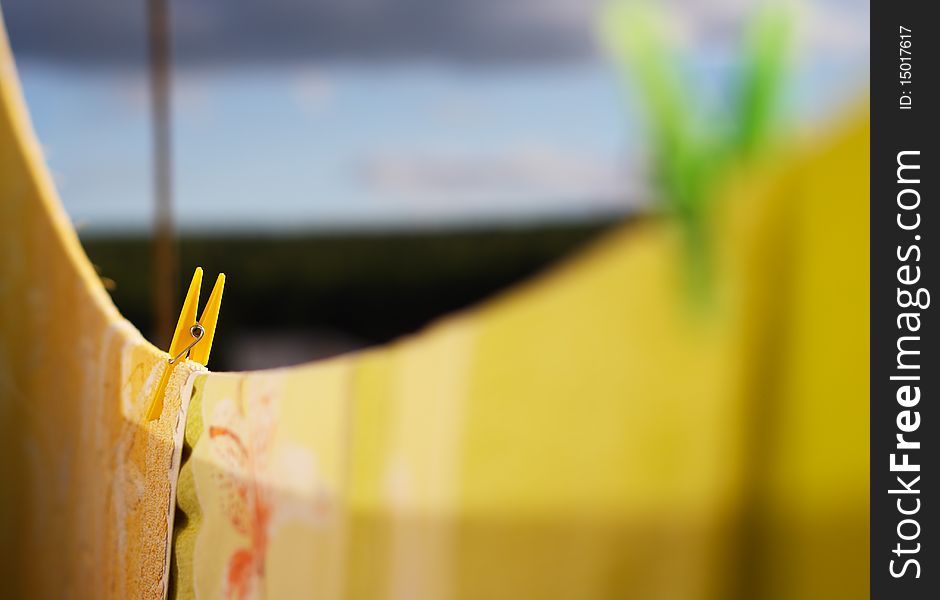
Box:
(168, 323, 205, 365)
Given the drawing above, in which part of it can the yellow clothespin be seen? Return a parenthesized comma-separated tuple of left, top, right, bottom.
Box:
(145, 267, 225, 420)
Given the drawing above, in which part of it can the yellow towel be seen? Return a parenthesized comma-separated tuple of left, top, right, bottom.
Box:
(0, 15, 198, 600)
(171, 115, 868, 599)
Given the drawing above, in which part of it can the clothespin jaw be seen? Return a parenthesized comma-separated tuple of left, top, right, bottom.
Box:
(145, 267, 225, 420)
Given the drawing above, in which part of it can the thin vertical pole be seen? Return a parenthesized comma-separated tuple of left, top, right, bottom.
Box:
(147, 0, 176, 347)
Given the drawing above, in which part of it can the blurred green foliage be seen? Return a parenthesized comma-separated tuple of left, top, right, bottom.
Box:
(83, 221, 619, 369)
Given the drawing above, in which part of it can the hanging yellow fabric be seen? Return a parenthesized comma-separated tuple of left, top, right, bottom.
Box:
(0, 15, 197, 600)
(171, 115, 869, 599)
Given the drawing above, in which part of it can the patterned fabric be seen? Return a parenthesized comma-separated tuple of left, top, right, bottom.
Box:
(171, 114, 869, 599)
(0, 16, 198, 599)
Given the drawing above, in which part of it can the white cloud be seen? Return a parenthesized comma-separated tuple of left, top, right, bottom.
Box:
(292, 70, 335, 117)
(359, 143, 644, 212)
(603, 0, 869, 61)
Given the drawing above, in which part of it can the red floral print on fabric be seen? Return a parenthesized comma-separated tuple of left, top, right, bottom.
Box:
(206, 385, 278, 600)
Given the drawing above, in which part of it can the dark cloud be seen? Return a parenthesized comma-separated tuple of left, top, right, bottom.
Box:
(1, 0, 601, 64)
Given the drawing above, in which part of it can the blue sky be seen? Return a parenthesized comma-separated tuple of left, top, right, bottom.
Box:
(7, 0, 869, 233)
(19, 61, 638, 232)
